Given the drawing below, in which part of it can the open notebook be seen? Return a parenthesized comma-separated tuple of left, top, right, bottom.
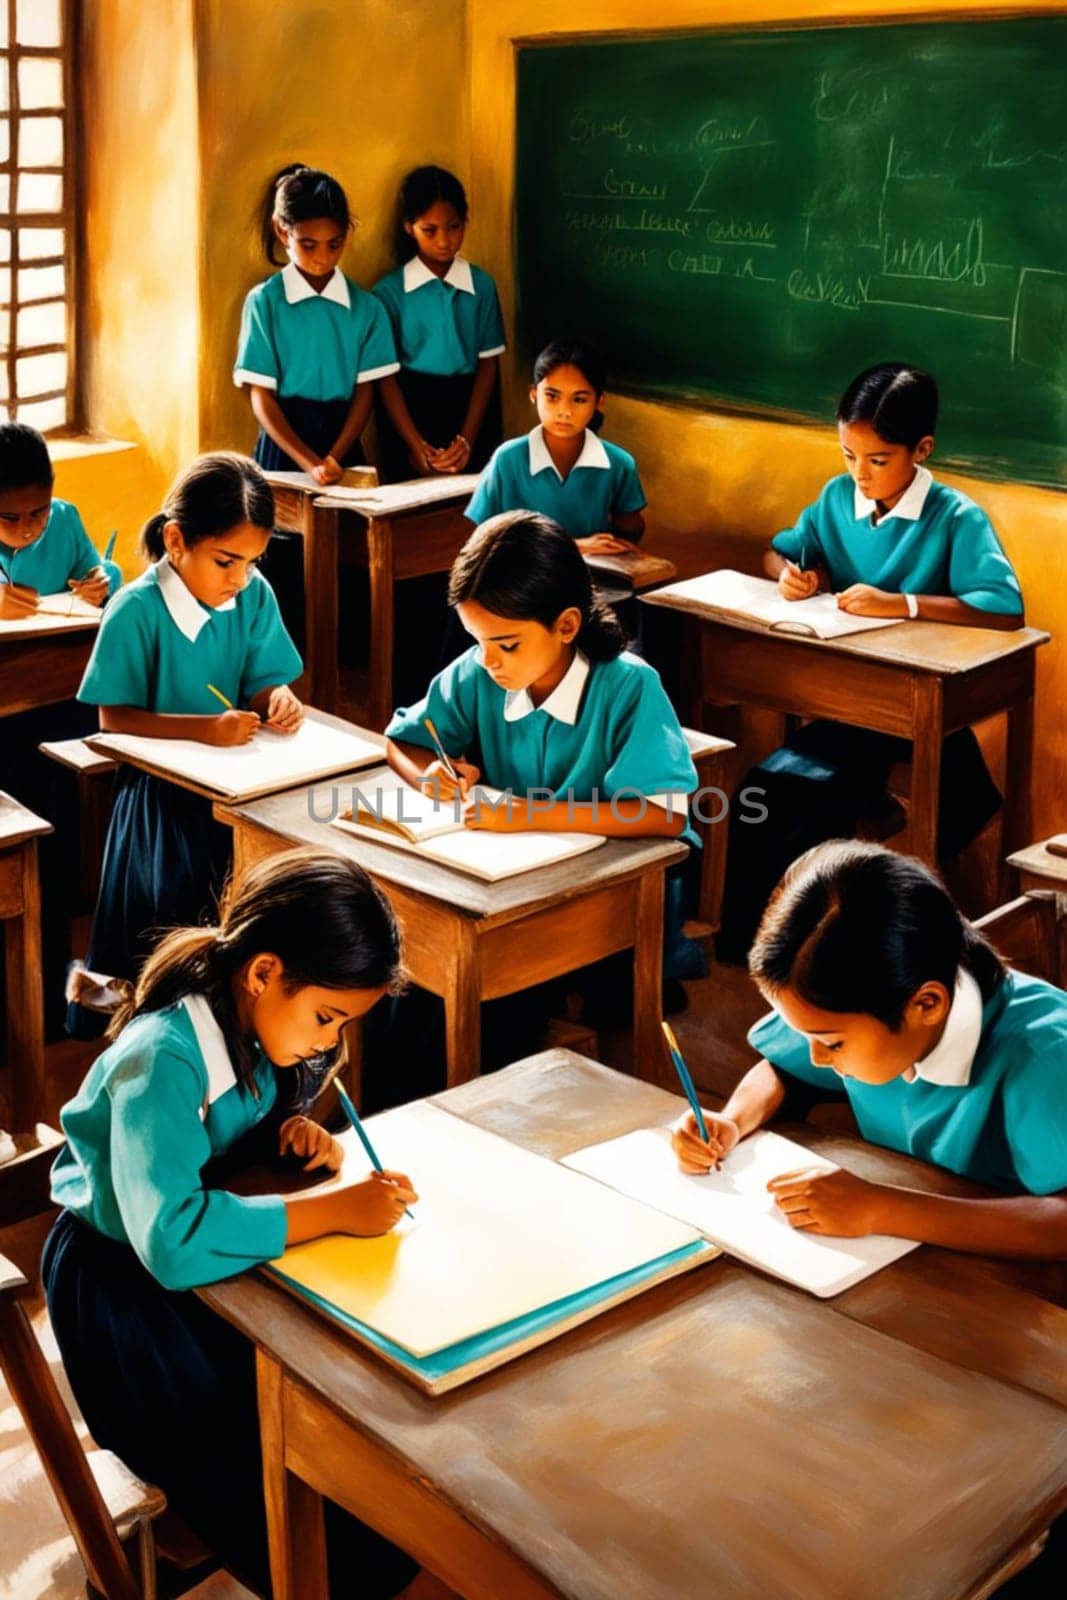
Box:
(0, 591, 101, 636)
(265, 1103, 716, 1393)
(564, 1127, 918, 1297)
(331, 764, 607, 882)
(88, 714, 382, 802)
(656, 570, 904, 640)
(266, 470, 481, 512)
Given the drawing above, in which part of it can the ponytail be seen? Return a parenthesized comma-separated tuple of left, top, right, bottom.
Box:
(139, 511, 168, 561)
(108, 926, 219, 1038)
(139, 453, 275, 564)
(257, 162, 353, 266)
(578, 597, 627, 662)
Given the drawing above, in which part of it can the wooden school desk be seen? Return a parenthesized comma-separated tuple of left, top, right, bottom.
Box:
(213, 783, 687, 1086)
(0, 794, 51, 1128)
(641, 589, 1049, 876)
(265, 474, 478, 726)
(200, 1052, 1067, 1600)
(0, 615, 98, 717)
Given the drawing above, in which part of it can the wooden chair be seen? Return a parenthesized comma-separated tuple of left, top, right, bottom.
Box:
(0, 1250, 257, 1600)
(974, 890, 1067, 986)
(0, 792, 51, 1127)
(681, 727, 736, 932)
(38, 738, 118, 914)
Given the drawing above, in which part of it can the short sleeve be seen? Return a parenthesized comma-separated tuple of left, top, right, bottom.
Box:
(371, 274, 402, 339)
(466, 451, 506, 526)
(1001, 1031, 1067, 1196)
(234, 287, 279, 390)
(946, 503, 1024, 616)
(108, 1048, 287, 1290)
(385, 647, 481, 756)
(771, 498, 823, 568)
(601, 666, 698, 799)
(747, 1009, 830, 1089)
(63, 504, 107, 583)
(355, 295, 400, 383)
(476, 276, 506, 359)
(237, 573, 304, 702)
(77, 589, 155, 708)
(612, 452, 647, 517)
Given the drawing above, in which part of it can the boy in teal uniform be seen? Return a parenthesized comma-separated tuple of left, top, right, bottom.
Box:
(718, 363, 1025, 964)
(673, 841, 1067, 1242)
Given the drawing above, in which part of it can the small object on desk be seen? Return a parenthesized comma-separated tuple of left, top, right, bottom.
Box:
(339, 465, 379, 489)
(205, 681, 234, 710)
(653, 569, 902, 640)
(1045, 834, 1067, 860)
(661, 1020, 712, 1153)
(334, 1080, 415, 1219)
(423, 716, 459, 782)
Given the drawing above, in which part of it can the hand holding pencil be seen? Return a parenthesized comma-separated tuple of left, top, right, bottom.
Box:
(662, 1021, 740, 1174)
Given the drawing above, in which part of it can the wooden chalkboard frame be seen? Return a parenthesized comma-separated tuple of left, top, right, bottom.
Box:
(513, 10, 1067, 489)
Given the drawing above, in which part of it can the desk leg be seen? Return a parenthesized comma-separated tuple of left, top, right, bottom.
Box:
(445, 924, 482, 1086)
(906, 679, 943, 865)
(304, 504, 340, 714)
(258, 1351, 329, 1600)
(1001, 694, 1035, 900)
(633, 868, 667, 1084)
(367, 517, 395, 732)
(5, 841, 46, 1127)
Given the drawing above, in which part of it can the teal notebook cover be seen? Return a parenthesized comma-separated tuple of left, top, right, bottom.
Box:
(267, 1237, 709, 1384)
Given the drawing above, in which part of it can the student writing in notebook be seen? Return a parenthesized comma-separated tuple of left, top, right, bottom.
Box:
(44, 850, 425, 1600)
(717, 363, 1025, 963)
(69, 454, 304, 1037)
(674, 841, 1067, 1257)
(0, 423, 124, 1032)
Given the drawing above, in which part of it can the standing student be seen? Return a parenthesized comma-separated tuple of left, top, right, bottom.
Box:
(234, 163, 399, 482)
(673, 841, 1067, 1256)
(44, 849, 424, 1599)
(0, 422, 123, 1031)
(373, 165, 505, 483)
(385, 510, 704, 1038)
(69, 454, 303, 1037)
(717, 363, 1025, 964)
(465, 336, 646, 560)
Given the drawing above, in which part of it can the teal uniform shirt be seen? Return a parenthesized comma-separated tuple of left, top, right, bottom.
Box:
(234, 263, 399, 401)
(372, 256, 506, 376)
(386, 646, 697, 834)
(748, 969, 1067, 1195)
(772, 468, 1023, 615)
(77, 558, 302, 714)
(0, 499, 122, 597)
(466, 427, 647, 539)
(50, 995, 288, 1289)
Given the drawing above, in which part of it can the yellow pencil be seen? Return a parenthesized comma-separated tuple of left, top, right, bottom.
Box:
(206, 682, 234, 710)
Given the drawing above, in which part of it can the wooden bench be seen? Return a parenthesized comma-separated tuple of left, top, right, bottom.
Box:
(0, 794, 51, 1128)
(38, 739, 117, 914)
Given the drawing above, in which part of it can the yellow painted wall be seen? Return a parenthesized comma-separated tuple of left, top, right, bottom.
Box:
(195, 0, 470, 454)
(469, 0, 1067, 837)
(74, 0, 201, 576)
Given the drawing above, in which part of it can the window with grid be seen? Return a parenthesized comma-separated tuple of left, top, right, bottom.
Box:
(1, 0, 74, 432)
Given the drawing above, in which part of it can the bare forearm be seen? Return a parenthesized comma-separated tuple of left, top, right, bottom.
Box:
(249, 387, 319, 473)
(763, 549, 788, 581)
(912, 595, 1024, 630)
(610, 509, 645, 543)
(871, 1186, 1067, 1258)
(720, 1059, 788, 1137)
(385, 736, 434, 789)
(461, 357, 499, 445)
(328, 385, 374, 464)
(98, 705, 222, 742)
(283, 1187, 347, 1246)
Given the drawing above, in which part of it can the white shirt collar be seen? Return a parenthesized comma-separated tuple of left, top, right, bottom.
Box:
(905, 969, 983, 1087)
(527, 425, 610, 481)
(402, 253, 475, 295)
(154, 556, 234, 643)
(182, 993, 238, 1114)
(281, 261, 351, 308)
(853, 463, 932, 523)
(503, 649, 590, 725)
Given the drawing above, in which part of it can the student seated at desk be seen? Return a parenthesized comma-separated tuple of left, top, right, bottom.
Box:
(383, 510, 703, 1058)
(44, 850, 424, 1600)
(373, 164, 505, 483)
(674, 841, 1067, 1257)
(0, 422, 123, 1031)
(717, 362, 1025, 963)
(69, 454, 304, 1038)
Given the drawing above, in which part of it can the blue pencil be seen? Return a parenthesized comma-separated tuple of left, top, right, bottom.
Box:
(661, 1020, 711, 1147)
(103, 530, 118, 562)
(334, 1081, 415, 1218)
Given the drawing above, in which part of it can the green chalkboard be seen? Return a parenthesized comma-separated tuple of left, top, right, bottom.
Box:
(515, 19, 1067, 489)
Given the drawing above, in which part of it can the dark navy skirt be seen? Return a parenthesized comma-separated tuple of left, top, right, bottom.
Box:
(68, 769, 234, 1038)
(253, 394, 367, 473)
(716, 720, 1002, 965)
(373, 368, 501, 484)
(42, 1211, 418, 1598)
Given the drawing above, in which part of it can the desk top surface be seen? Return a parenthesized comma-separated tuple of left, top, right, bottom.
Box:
(219, 788, 688, 920)
(203, 1053, 1067, 1600)
(640, 588, 1050, 675)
